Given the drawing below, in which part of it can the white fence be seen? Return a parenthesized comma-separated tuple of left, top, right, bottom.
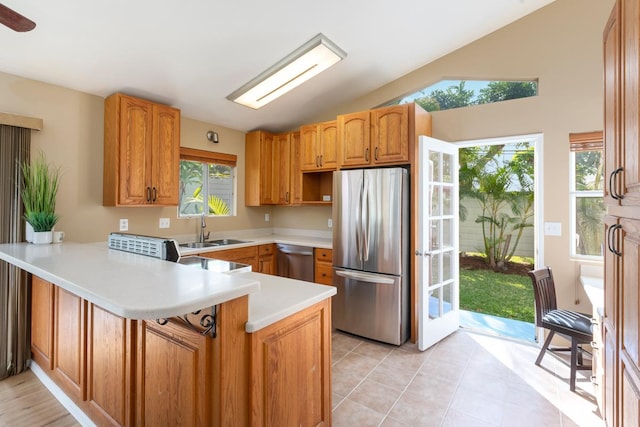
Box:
(459, 197, 535, 258)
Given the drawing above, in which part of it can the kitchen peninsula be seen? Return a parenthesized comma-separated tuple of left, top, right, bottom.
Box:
(0, 241, 335, 426)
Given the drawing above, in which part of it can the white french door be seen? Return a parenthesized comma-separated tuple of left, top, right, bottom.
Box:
(417, 136, 460, 351)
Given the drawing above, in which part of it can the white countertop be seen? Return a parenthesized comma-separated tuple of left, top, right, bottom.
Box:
(0, 241, 336, 332)
(177, 233, 332, 256)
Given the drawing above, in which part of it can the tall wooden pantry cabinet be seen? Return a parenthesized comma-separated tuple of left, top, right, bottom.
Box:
(603, 1, 640, 425)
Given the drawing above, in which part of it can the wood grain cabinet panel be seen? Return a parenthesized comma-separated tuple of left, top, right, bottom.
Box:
(31, 275, 54, 370)
(338, 111, 371, 167)
(371, 104, 409, 164)
(314, 248, 333, 285)
(86, 304, 135, 427)
(53, 287, 86, 402)
(301, 121, 337, 171)
(250, 299, 331, 427)
(137, 320, 212, 426)
(258, 244, 276, 275)
(103, 93, 180, 206)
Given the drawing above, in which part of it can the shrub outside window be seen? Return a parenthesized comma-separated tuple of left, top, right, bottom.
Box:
(178, 148, 237, 217)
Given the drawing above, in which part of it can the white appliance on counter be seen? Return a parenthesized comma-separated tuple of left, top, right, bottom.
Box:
(332, 167, 410, 345)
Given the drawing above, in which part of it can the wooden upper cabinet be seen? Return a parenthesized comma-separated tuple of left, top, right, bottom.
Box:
(245, 130, 300, 206)
(338, 104, 411, 168)
(289, 131, 302, 205)
(276, 133, 292, 205)
(338, 111, 371, 167)
(103, 93, 180, 206)
(604, 4, 620, 206)
(300, 121, 337, 171)
(371, 104, 409, 164)
(622, 0, 640, 206)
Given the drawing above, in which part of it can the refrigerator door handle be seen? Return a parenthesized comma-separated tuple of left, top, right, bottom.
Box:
(362, 178, 370, 262)
(335, 269, 396, 285)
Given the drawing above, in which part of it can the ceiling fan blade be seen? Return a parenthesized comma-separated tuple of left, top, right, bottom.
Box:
(0, 4, 36, 32)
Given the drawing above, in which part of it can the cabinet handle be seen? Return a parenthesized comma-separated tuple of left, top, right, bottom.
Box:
(320, 155, 323, 167)
(591, 375, 599, 385)
(285, 192, 289, 203)
(608, 223, 622, 257)
(152, 187, 157, 202)
(374, 147, 379, 161)
(609, 167, 624, 200)
(146, 187, 151, 202)
(590, 341, 600, 350)
(316, 156, 320, 167)
(365, 147, 370, 162)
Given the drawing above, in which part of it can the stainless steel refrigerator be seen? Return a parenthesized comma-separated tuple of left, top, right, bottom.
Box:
(332, 167, 410, 345)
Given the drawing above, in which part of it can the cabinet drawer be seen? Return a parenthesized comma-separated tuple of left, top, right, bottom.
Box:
(314, 262, 333, 285)
(258, 244, 274, 256)
(315, 248, 333, 262)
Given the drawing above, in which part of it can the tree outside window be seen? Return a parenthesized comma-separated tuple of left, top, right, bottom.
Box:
(571, 148, 604, 258)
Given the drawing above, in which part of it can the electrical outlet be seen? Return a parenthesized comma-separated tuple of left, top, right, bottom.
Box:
(544, 222, 561, 236)
(328, 218, 333, 228)
(119, 219, 128, 231)
(159, 218, 170, 229)
(265, 213, 270, 222)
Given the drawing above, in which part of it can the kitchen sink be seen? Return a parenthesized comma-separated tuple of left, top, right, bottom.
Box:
(178, 256, 251, 273)
(207, 238, 251, 246)
(179, 242, 219, 249)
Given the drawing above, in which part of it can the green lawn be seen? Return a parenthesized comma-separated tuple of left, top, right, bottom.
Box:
(459, 269, 535, 323)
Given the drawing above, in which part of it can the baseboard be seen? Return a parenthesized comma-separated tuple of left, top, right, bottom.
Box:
(29, 361, 96, 427)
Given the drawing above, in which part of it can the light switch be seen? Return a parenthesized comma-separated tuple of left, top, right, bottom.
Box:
(159, 218, 170, 228)
(119, 219, 128, 231)
(265, 213, 270, 222)
(544, 222, 561, 236)
(328, 219, 333, 228)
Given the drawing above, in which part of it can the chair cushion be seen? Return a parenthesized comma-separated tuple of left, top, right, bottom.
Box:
(542, 309, 592, 339)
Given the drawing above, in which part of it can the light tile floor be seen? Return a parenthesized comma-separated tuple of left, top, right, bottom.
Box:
(331, 329, 604, 427)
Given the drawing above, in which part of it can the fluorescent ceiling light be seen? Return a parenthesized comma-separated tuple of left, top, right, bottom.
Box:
(227, 33, 347, 109)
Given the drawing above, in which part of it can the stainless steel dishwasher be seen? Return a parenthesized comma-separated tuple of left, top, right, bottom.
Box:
(276, 244, 314, 282)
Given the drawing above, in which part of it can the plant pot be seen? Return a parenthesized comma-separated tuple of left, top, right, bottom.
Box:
(25, 222, 34, 243)
(32, 231, 53, 245)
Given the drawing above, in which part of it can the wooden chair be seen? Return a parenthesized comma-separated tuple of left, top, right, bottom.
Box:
(528, 267, 593, 391)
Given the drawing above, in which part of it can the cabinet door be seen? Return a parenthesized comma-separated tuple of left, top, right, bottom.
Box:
(53, 287, 86, 402)
(622, 0, 640, 205)
(200, 246, 259, 272)
(276, 133, 292, 205)
(151, 104, 180, 206)
(258, 244, 276, 275)
(371, 104, 409, 164)
(250, 299, 331, 426)
(260, 132, 278, 205)
(338, 111, 371, 168)
(118, 95, 153, 205)
(137, 320, 212, 426)
(289, 131, 303, 205)
(605, 4, 622, 206)
(300, 124, 320, 171)
(31, 275, 54, 370)
(319, 120, 338, 170)
(620, 216, 640, 425)
(87, 304, 135, 427)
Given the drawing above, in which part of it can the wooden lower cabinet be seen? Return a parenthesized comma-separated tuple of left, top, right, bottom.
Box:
(258, 244, 275, 275)
(200, 246, 259, 272)
(31, 275, 54, 369)
(87, 304, 135, 427)
(52, 287, 86, 402)
(30, 275, 331, 427)
(137, 319, 213, 426)
(249, 298, 332, 426)
(314, 248, 333, 285)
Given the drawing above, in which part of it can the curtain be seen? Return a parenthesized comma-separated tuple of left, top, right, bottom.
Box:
(0, 125, 30, 380)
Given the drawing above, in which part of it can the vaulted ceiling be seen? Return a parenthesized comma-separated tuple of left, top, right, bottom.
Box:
(0, 0, 556, 132)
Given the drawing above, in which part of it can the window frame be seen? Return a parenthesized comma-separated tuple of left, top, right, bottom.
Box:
(178, 147, 238, 218)
(568, 131, 604, 260)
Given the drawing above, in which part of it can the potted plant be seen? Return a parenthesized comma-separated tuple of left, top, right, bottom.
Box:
(20, 152, 62, 244)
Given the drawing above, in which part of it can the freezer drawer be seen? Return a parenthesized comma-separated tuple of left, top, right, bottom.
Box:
(332, 268, 409, 345)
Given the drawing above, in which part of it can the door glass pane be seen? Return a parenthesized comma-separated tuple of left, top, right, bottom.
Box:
(431, 254, 441, 286)
(428, 288, 441, 319)
(430, 220, 441, 251)
(430, 186, 441, 216)
(430, 152, 441, 181)
(442, 283, 454, 315)
(442, 218, 452, 247)
(443, 186, 452, 215)
(443, 251, 452, 282)
(443, 153, 453, 183)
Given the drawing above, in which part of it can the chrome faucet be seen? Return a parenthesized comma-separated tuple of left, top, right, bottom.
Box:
(199, 212, 210, 243)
